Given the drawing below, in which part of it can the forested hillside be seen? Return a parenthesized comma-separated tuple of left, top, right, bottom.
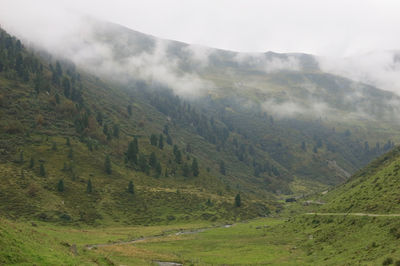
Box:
(0, 24, 397, 225)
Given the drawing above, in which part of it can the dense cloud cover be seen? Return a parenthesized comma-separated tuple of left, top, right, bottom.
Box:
(2, 0, 400, 120)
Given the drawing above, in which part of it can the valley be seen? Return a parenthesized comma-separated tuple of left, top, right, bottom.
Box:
(1, 7, 400, 265)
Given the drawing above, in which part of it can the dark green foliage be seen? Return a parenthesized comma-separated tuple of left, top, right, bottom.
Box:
(113, 124, 119, 139)
(96, 112, 103, 125)
(126, 139, 138, 164)
(66, 137, 70, 146)
(103, 124, 108, 135)
(29, 157, 34, 169)
(192, 158, 199, 177)
(62, 77, 71, 98)
(127, 104, 132, 116)
(182, 163, 190, 177)
(138, 153, 149, 173)
(149, 152, 157, 168)
(39, 163, 46, 177)
(52, 142, 57, 151)
(86, 179, 92, 193)
(20, 169, 24, 178)
(206, 198, 213, 206)
(68, 148, 73, 159)
(219, 160, 226, 175)
(155, 162, 162, 178)
(158, 134, 164, 149)
(150, 134, 158, 146)
(128, 180, 134, 194)
(173, 145, 182, 164)
(382, 257, 393, 266)
(55, 93, 60, 104)
(235, 193, 241, 207)
(57, 179, 64, 192)
(55, 61, 62, 76)
(105, 155, 112, 174)
(166, 134, 173, 145)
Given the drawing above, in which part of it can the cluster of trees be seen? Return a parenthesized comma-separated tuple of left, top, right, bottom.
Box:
(56, 178, 135, 195)
(0, 28, 42, 81)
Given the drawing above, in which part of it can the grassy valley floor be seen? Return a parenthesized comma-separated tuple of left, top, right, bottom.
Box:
(2, 213, 400, 265)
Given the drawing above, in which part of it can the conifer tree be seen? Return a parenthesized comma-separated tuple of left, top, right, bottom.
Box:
(29, 157, 34, 168)
(86, 179, 92, 193)
(182, 163, 190, 177)
(57, 179, 64, 192)
(155, 162, 162, 178)
(113, 124, 120, 139)
(149, 152, 157, 168)
(128, 180, 134, 194)
(105, 155, 112, 174)
(138, 153, 149, 173)
(39, 163, 46, 177)
(126, 139, 138, 164)
(192, 158, 199, 177)
(173, 145, 182, 164)
(235, 193, 241, 207)
(158, 134, 164, 149)
(150, 134, 158, 146)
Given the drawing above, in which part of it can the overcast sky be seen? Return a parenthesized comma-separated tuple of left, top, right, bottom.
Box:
(1, 0, 400, 56)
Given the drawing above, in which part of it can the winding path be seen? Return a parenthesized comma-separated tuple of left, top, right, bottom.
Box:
(305, 212, 400, 217)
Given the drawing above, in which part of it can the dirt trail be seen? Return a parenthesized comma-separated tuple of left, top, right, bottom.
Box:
(85, 224, 233, 250)
(305, 212, 400, 217)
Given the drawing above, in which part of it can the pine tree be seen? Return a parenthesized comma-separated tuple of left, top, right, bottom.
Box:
(103, 124, 108, 135)
(57, 179, 64, 192)
(150, 134, 158, 146)
(149, 152, 157, 168)
(158, 134, 164, 149)
(155, 162, 162, 178)
(128, 180, 134, 194)
(138, 153, 149, 173)
(235, 193, 241, 207)
(29, 157, 34, 168)
(173, 145, 182, 164)
(191, 158, 199, 177)
(113, 124, 120, 139)
(182, 163, 190, 177)
(105, 155, 112, 174)
(39, 163, 46, 177)
(126, 140, 138, 164)
(55, 93, 60, 104)
(166, 134, 173, 145)
(68, 148, 73, 159)
(86, 179, 92, 193)
(219, 160, 226, 175)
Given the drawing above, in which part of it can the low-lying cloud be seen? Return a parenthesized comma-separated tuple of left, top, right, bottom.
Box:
(318, 51, 400, 94)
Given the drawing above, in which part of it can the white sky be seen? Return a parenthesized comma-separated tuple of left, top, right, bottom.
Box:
(1, 0, 400, 56)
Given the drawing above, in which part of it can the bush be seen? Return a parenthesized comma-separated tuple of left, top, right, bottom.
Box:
(383, 257, 393, 265)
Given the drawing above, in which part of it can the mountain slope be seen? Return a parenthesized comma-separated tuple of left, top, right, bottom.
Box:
(0, 20, 399, 225)
(319, 146, 400, 213)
